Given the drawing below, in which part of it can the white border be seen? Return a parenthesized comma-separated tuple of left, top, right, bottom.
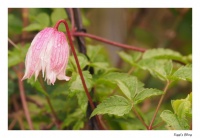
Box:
(2, 0, 199, 138)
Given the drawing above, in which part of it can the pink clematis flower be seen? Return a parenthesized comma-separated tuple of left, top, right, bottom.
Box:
(22, 27, 70, 85)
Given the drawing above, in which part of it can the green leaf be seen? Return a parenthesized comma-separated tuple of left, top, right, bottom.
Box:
(172, 64, 192, 82)
(138, 59, 173, 81)
(61, 109, 85, 130)
(69, 71, 93, 93)
(76, 91, 88, 113)
(27, 78, 49, 97)
(73, 120, 84, 130)
(8, 43, 30, 68)
(118, 51, 142, 65)
(134, 88, 163, 104)
(35, 13, 50, 27)
(90, 95, 133, 117)
(100, 72, 129, 83)
(89, 62, 109, 70)
(51, 8, 68, 32)
(69, 54, 89, 71)
(87, 45, 103, 62)
(97, 72, 144, 100)
(172, 100, 191, 118)
(116, 76, 144, 100)
(116, 80, 132, 100)
(23, 23, 43, 31)
(160, 110, 189, 130)
(186, 93, 192, 103)
(171, 93, 192, 118)
(8, 13, 22, 36)
(142, 48, 189, 64)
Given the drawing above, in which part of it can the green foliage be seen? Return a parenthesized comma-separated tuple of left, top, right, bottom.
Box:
(134, 88, 163, 104)
(172, 64, 192, 82)
(8, 44, 29, 68)
(138, 59, 173, 81)
(51, 8, 68, 31)
(118, 51, 142, 65)
(23, 23, 43, 31)
(27, 77, 49, 97)
(160, 93, 192, 130)
(68, 54, 89, 70)
(160, 110, 189, 130)
(61, 109, 85, 130)
(90, 95, 133, 117)
(8, 13, 23, 36)
(171, 93, 192, 119)
(23, 13, 50, 31)
(142, 48, 190, 64)
(69, 71, 93, 93)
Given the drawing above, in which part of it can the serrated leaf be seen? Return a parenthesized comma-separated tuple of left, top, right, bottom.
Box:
(116, 76, 144, 100)
(138, 59, 173, 81)
(87, 45, 103, 62)
(23, 23, 43, 31)
(118, 51, 142, 65)
(61, 109, 84, 129)
(160, 110, 189, 130)
(142, 48, 189, 64)
(116, 80, 132, 100)
(172, 64, 192, 82)
(8, 43, 30, 68)
(102, 72, 129, 81)
(171, 93, 192, 118)
(172, 100, 191, 118)
(98, 72, 144, 100)
(69, 54, 89, 70)
(69, 71, 93, 93)
(27, 77, 49, 97)
(90, 95, 133, 117)
(35, 13, 50, 27)
(134, 88, 163, 104)
(76, 91, 88, 113)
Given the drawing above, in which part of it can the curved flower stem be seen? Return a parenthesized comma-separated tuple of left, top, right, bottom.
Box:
(72, 32, 146, 52)
(148, 81, 170, 130)
(54, 20, 104, 130)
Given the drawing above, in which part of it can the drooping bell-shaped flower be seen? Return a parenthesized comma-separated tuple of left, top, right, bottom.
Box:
(22, 27, 70, 85)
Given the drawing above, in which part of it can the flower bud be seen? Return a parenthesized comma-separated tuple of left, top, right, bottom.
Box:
(22, 27, 70, 85)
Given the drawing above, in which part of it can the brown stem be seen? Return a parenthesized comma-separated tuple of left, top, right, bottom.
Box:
(148, 81, 170, 130)
(16, 70, 34, 130)
(8, 37, 18, 48)
(26, 96, 44, 108)
(8, 118, 17, 130)
(72, 32, 146, 52)
(69, 8, 75, 30)
(54, 20, 104, 130)
(132, 106, 148, 129)
(16, 8, 33, 130)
